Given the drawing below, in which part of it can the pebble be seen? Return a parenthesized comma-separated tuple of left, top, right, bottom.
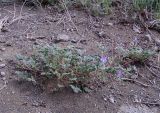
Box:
(144, 34, 152, 41)
(71, 39, 78, 43)
(0, 72, 5, 76)
(11, 91, 15, 94)
(95, 31, 106, 38)
(57, 34, 70, 41)
(94, 23, 101, 28)
(109, 95, 115, 104)
(0, 47, 6, 51)
(0, 64, 6, 68)
(107, 22, 114, 26)
(103, 97, 107, 101)
(154, 46, 160, 52)
(53, 34, 71, 43)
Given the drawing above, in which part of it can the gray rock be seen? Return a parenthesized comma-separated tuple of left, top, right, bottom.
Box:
(0, 47, 6, 51)
(0, 71, 5, 76)
(54, 34, 70, 43)
(0, 64, 6, 68)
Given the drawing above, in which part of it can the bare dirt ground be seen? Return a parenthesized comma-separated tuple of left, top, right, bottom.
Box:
(0, 4, 160, 113)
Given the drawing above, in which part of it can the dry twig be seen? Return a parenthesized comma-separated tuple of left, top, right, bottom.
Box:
(121, 78, 149, 88)
(134, 101, 160, 107)
(147, 62, 160, 70)
(145, 65, 159, 77)
(0, 81, 7, 92)
(61, 0, 83, 38)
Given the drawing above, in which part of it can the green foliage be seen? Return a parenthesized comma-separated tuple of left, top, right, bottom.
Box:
(105, 67, 116, 74)
(86, 0, 111, 16)
(133, 0, 153, 10)
(15, 43, 155, 93)
(15, 44, 112, 93)
(47, 0, 57, 4)
(50, 0, 111, 16)
(116, 46, 154, 64)
(133, 0, 160, 18)
(127, 47, 154, 63)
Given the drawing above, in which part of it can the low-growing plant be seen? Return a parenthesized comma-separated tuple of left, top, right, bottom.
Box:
(50, 0, 111, 16)
(133, 0, 160, 18)
(15, 44, 153, 93)
(15, 44, 114, 93)
(116, 46, 154, 66)
(87, 0, 111, 16)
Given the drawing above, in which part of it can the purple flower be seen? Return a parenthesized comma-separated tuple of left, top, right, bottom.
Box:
(100, 56, 108, 64)
(116, 70, 123, 78)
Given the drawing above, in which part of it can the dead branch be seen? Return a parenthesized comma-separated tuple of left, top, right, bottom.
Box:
(145, 65, 159, 77)
(0, 81, 7, 92)
(121, 78, 149, 88)
(147, 63, 160, 70)
(61, 0, 83, 38)
(134, 101, 160, 107)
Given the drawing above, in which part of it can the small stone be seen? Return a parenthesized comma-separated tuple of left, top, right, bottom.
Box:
(1, 27, 8, 32)
(32, 102, 39, 107)
(71, 13, 76, 18)
(57, 34, 70, 41)
(107, 22, 114, 26)
(0, 72, 5, 76)
(0, 47, 6, 51)
(95, 31, 106, 38)
(66, 28, 70, 31)
(154, 46, 160, 52)
(54, 34, 70, 43)
(0, 64, 5, 68)
(70, 28, 74, 32)
(103, 97, 107, 101)
(2, 77, 6, 81)
(94, 24, 100, 28)
(144, 34, 152, 41)
(22, 102, 28, 106)
(109, 95, 115, 104)
(0, 58, 2, 62)
(32, 101, 46, 108)
(27, 34, 36, 41)
(71, 39, 78, 43)
(11, 91, 15, 94)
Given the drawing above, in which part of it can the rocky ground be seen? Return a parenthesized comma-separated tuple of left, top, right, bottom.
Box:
(0, 4, 160, 113)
